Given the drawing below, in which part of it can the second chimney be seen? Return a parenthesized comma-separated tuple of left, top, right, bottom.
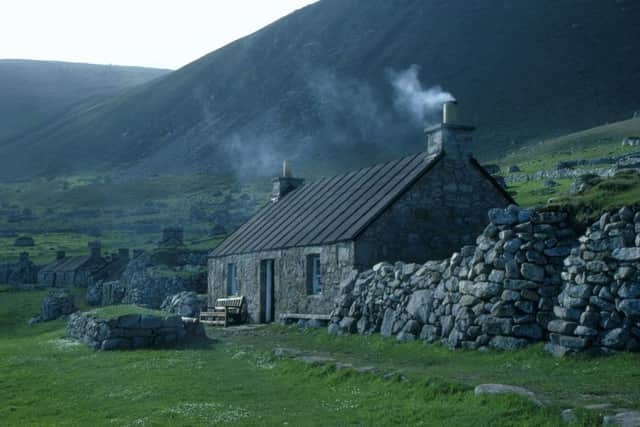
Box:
(271, 160, 304, 203)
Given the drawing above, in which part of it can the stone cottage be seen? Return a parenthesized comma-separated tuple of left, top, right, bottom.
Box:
(38, 241, 123, 287)
(208, 102, 514, 323)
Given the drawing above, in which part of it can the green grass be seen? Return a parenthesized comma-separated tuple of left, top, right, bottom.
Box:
(551, 171, 640, 228)
(494, 117, 640, 174)
(1, 290, 635, 425)
(508, 179, 573, 207)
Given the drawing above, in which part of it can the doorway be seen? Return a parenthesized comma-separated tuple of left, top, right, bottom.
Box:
(260, 259, 275, 323)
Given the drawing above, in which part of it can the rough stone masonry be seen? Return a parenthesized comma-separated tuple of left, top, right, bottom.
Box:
(328, 205, 640, 355)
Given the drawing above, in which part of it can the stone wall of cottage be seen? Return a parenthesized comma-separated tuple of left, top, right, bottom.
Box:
(329, 205, 640, 354)
(355, 157, 512, 266)
(208, 241, 356, 322)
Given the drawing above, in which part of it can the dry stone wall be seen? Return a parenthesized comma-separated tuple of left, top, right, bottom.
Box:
(67, 311, 204, 351)
(547, 207, 640, 355)
(329, 205, 577, 350)
(328, 205, 640, 355)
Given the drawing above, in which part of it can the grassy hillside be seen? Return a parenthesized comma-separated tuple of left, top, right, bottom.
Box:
(3, 289, 637, 425)
(0, 173, 269, 263)
(1, 0, 638, 179)
(0, 59, 169, 143)
(495, 117, 640, 174)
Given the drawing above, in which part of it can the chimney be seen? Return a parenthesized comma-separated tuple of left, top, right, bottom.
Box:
(425, 100, 475, 160)
(118, 248, 130, 261)
(56, 250, 66, 260)
(19, 252, 29, 263)
(271, 160, 304, 203)
(88, 241, 102, 259)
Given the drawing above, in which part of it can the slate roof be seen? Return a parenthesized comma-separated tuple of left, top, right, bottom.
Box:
(211, 151, 445, 257)
(41, 255, 106, 273)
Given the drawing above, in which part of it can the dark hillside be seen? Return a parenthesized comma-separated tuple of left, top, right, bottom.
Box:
(1, 0, 639, 179)
(0, 60, 169, 143)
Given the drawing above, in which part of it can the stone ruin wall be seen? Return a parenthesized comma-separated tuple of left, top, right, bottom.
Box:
(67, 311, 204, 351)
(548, 207, 640, 355)
(328, 205, 640, 355)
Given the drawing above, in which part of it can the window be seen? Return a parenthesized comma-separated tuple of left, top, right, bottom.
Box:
(227, 263, 238, 296)
(306, 254, 322, 295)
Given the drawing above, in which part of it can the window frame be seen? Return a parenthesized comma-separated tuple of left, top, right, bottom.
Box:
(306, 254, 322, 295)
(226, 263, 238, 296)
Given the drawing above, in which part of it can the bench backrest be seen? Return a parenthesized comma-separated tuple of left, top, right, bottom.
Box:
(215, 296, 244, 308)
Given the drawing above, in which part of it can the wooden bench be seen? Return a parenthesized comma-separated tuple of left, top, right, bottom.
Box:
(200, 296, 245, 327)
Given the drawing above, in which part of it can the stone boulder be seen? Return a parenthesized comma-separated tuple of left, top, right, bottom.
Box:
(29, 290, 76, 324)
(160, 291, 206, 318)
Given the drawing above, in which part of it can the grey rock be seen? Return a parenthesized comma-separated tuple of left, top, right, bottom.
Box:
(521, 263, 545, 282)
(602, 328, 629, 349)
(474, 384, 541, 406)
(474, 282, 502, 299)
(618, 283, 640, 299)
(574, 325, 598, 337)
(560, 409, 576, 424)
(380, 309, 396, 337)
(512, 324, 543, 340)
(619, 299, 640, 318)
(488, 206, 518, 225)
(419, 325, 440, 343)
(339, 316, 356, 333)
(406, 290, 432, 323)
(36, 290, 76, 322)
(549, 333, 589, 349)
(139, 315, 163, 329)
(483, 318, 512, 335)
(602, 411, 640, 427)
(160, 291, 206, 318)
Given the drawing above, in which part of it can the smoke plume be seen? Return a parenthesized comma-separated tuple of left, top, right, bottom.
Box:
(389, 65, 454, 125)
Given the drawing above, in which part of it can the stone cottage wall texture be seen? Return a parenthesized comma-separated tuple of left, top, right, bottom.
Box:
(355, 157, 511, 265)
(208, 242, 356, 322)
(329, 205, 640, 355)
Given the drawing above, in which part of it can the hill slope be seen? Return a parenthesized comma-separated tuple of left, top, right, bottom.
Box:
(0, 60, 169, 143)
(1, 0, 639, 179)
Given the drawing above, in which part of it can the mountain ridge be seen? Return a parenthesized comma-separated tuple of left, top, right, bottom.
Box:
(1, 0, 639, 179)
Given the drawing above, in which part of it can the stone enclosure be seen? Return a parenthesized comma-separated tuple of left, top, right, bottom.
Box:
(329, 205, 640, 355)
(67, 311, 205, 351)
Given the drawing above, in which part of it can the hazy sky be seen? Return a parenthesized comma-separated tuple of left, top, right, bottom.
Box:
(0, 0, 317, 69)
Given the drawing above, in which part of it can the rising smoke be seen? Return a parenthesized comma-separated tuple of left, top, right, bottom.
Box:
(389, 64, 454, 126)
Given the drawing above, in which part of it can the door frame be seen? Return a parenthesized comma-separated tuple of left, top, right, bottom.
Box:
(259, 259, 275, 323)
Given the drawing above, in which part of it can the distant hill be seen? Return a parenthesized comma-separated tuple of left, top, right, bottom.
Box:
(495, 116, 640, 173)
(0, 60, 169, 143)
(1, 0, 639, 179)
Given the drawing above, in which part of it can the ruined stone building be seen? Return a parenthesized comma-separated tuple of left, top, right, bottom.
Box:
(208, 102, 514, 323)
(38, 242, 129, 287)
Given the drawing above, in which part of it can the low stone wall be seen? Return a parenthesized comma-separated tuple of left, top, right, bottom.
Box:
(329, 206, 577, 350)
(328, 205, 640, 355)
(547, 207, 640, 355)
(66, 311, 205, 350)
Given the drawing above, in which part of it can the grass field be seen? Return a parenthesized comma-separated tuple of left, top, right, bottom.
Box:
(2, 289, 638, 426)
(493, 117, 640, 174)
